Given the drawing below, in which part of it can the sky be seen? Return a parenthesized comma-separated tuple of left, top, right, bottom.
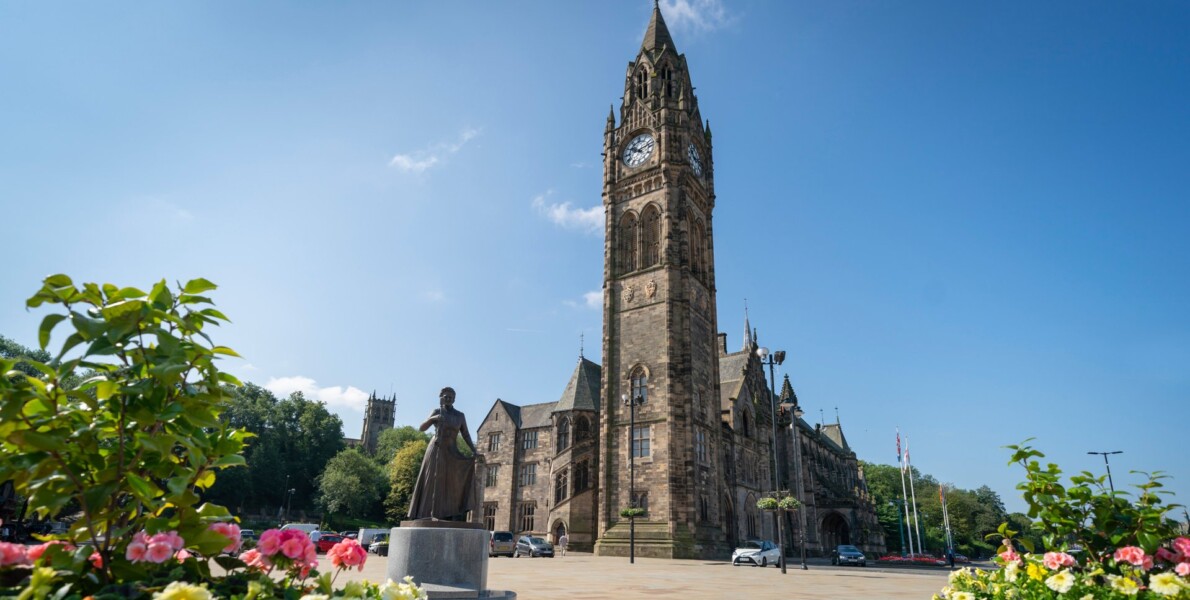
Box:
(2, 0, 1188, 517)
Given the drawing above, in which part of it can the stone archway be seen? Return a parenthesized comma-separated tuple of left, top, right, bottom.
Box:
(552, 520, 567, 545)
(820, 512, 851, 550)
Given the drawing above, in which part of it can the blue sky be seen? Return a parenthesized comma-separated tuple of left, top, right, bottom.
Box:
(2, 1, 1187, 516)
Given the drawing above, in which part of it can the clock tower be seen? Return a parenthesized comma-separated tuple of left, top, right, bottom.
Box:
(596, 2, 726, 559)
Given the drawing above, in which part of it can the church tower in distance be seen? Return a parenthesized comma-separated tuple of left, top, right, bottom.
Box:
(596, 2, 726, 559)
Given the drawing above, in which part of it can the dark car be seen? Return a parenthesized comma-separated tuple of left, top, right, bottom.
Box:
(316, 533, 345, 553)
(513, 535, 554, 558)
(490, 531, 515, 557)
(831, 544, 867, 567)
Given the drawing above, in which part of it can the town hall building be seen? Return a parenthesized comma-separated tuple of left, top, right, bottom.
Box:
(475, 4, 884, 560)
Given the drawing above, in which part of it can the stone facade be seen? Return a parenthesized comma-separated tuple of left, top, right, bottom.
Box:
(360, 392, 396, 454)
(472, 4, 884, 560)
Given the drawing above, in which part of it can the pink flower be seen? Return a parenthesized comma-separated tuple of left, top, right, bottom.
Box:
(238, 548, 269, 571)
(999, 548, 1020, 563)
(256, 529, 282, 556)
(1173, 537, 1190, 557)
(89, 551, 103, 569)
(327, 539, 367, 571)
(27, 541, 76, 565)
(175, 549, 193, 562)
(149, 531, 184, 551)
(0, 542, 30, 567)
(1156, 547, 1181, 564)
(1114, 546, 1148, 567)
(146, 542, 174, 563)
(280, 537, 306, 559)
(1177, 562, 1190, 577)
(1043, 551, 1076, 570)
(126, 541, 147, 562)
(209, 522, 242, 553)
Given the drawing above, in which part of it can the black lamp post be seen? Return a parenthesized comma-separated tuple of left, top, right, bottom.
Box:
(790, 403, 808, 570)
(622, 392, 645, 564)
(286, 488, 295, 521)
(756, 346, 786, 572)
(1087, 451, 1123, 493)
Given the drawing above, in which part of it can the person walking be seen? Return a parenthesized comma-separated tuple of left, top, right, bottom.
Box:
(559, 532, 569, 558)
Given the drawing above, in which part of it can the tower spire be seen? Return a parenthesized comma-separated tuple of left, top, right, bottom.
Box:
(742, 299, 753, 351)
(641, 0, 676, 54)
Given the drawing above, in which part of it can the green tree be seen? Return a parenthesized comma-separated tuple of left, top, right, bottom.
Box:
(373, 426, 430, 464)
(318, 447, 387, 519)
(384, 439, 427, 522)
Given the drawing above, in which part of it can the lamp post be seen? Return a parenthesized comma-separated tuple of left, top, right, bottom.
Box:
(790, 403, 808, 570)
(286, 488, 295, 521)
(756, 346, 786, 572)
(1087, 451, 1123, 493)
(622, 392, 645, 564)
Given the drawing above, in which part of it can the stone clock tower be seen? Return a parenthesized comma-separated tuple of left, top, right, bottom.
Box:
(596, 2, 727, 559)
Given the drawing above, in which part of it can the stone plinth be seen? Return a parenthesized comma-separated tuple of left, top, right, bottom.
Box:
(387, 523, 515, 599)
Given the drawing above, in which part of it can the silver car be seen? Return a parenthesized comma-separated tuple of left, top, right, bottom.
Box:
(732, 540, 781, 567)
(513, 535, 554, 558)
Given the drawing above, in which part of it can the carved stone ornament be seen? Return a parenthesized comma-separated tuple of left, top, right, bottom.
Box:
(645, 280, 657, 299)
(622, 284, 636, 303)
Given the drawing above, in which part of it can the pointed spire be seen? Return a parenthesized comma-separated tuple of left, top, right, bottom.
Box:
(579, 333, 585, 360)
(641, 0, 676, 55)
(742, 299, 753, 351)
(780, 374, 798, 405)
(705, 119, 712, 141)
(606, 104, 615, 130)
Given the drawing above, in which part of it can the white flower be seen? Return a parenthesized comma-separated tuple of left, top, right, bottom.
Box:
(152, 582, 213, 600)
(952, 592, 974, 600)
(300, 595, 329, 600)
(1004, 561, 1020, 582)
(1045, 570, 1075, 594)
(1149, 572, 1186, 596)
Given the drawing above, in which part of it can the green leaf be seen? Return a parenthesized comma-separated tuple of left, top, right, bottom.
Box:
(38, 314, 68, 350)
(212, 455, 247, 469)
(182, 278, 218, 294)
(95, 380, 118, 401)
(8, 430, 65, 452)
(126, 473, 158, 501)
(211, 346, 240, 357)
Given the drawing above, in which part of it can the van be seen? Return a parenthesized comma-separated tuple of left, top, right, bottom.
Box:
(279, 523, 319, 536)
(358, 528, 389, 546)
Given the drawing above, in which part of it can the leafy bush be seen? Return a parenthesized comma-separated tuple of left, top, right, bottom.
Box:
(0, 275, 424, 598)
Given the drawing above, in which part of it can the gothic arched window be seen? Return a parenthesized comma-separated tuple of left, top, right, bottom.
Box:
(575, 416, 591, 442)
(555, 468, 569, 504)
(635, 68, 649, 99)
(556, 417, 570, 452)
(660, 65, 674, 98)
(641, 204, 661, 268)
(691, 218, 706, 281)
(619, 212, 638, 275)
(630, 367, 648, 404)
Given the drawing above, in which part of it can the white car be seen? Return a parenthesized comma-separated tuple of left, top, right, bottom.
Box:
(732, 540, 781, 567)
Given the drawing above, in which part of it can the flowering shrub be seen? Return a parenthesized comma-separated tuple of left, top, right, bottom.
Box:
(935, 442, 1187, 599)
(0, 275, 425, 599)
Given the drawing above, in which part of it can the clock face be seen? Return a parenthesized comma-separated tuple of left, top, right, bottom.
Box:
(622, 133, 655, 167)
(688, 143, 703, 177)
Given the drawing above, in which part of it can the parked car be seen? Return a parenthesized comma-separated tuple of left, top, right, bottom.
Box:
(831, 544, 867, 567)
(369, 534, 389, 556)
(731, 540, 781, 567)
(513, 535, 554, 558)
(338, 531, 358, 540)
(240, 529, 256, 541)
(316, 533, 345, 553)
(280, 523, 319, 537)
(490, 531, 515, 557)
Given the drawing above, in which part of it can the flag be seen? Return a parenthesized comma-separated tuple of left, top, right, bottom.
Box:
(939, 486, 946, 504)
(896, 429, 902, 464)
(903, 436, 911, 472)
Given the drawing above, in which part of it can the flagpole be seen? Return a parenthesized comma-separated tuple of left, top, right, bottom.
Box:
(897, 428, 914, 556)
(906, 436, 924, 556)
(940, 485, 954, 559)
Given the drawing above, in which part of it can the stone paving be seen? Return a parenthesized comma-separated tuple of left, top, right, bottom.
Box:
(323, 552, 952, 600)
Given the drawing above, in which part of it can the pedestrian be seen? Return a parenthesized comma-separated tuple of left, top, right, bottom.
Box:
(559, 532, 569, 557)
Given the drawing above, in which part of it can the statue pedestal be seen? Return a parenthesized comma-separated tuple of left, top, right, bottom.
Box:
(387, 523, 515, 599)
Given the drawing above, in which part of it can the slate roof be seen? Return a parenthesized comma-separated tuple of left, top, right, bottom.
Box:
(820, 423, 851, 452)
(553, 357, 601, 413)
(640, 1, 676, 55)
(718, 349, 751, 408)
(517, 402, 555, 430)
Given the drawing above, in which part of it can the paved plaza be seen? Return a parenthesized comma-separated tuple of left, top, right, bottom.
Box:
(323, 553, 951, 600)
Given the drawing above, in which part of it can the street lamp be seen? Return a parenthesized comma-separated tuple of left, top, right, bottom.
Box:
(622, 392, 645, 564)
(1087, 451, 1123, 493)
(789, 403, 809, 570)
(756, 346, 786, 572)
(286, 488, 296, 521)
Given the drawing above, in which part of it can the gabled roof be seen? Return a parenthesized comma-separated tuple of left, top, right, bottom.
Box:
(517, 402, 555, 429)
(494, 399, 521, 427)
(718, 349, 751, 409)
(821, 423, 851, 452)
(553, 357, 601, 413)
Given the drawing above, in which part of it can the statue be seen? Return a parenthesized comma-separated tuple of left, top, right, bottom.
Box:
(407, 386, 479, 521)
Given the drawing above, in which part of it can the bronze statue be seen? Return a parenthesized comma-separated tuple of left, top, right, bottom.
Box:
(407, 386, 479, 521)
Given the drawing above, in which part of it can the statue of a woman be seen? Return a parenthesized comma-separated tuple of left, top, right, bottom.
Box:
(406, 386, 479, 521)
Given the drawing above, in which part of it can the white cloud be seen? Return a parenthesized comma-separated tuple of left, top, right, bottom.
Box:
(265, 376, 369, 412)
(423, 289, 446, 303)
(389, 128, 480, 173)
(563, 290, 602, 310)
(532, 190, 603, 234)
(660, 0, 732, 33)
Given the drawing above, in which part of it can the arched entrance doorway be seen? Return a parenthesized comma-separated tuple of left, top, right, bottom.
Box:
(553, 521, 567, 545)
(820, 512, 851, 550)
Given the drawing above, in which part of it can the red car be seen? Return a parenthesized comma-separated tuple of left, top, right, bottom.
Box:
(316, 534, 345, 553)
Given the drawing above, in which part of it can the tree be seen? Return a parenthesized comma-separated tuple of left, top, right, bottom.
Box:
(384, 440, 428, 522)
(373, 426, 430, 464)
(318, 448, 387, 519)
